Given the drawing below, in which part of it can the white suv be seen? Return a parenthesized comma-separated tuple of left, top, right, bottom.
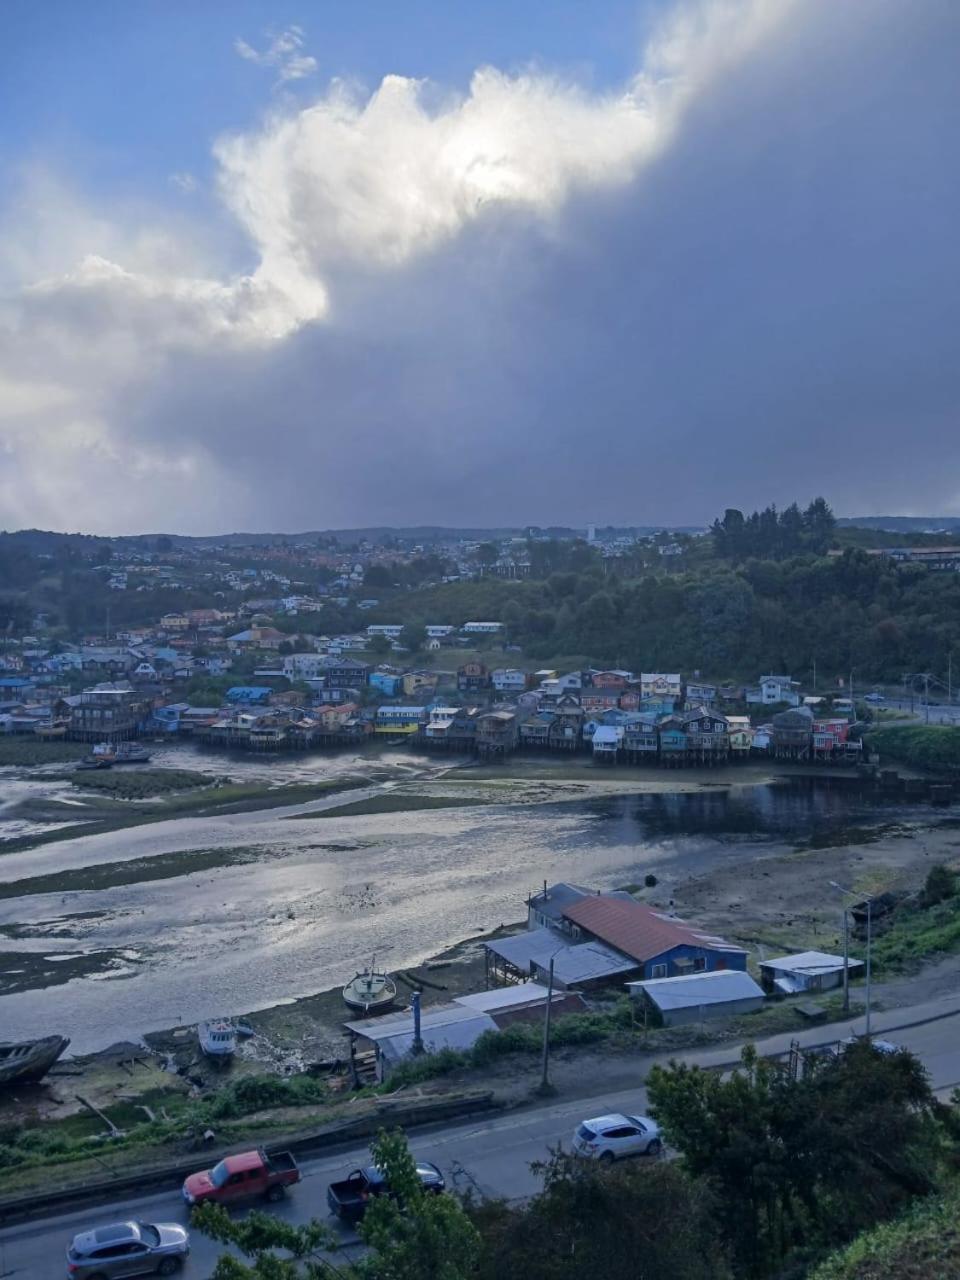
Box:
(572, 1113, 662, 1162)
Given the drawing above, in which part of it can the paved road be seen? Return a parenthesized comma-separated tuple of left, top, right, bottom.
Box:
(4, 1001, 960, 1280)
(874, 697, 960, 725)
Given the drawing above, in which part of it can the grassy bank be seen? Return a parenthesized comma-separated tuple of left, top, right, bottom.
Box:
(810, 1184, 960, 1279)
(0, 845, 268, 900)
(0, 1073, 339, 1198)
(0, 775, 378, 856)
(872, 895, 960, 974)
(67, 768, 215, 799)
(291, 791, 492, 820)
(0, 739, 86, 767)
(866, 723, 960, 773)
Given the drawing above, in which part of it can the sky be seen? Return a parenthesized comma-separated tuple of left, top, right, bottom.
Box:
(0, 0, 958, 535)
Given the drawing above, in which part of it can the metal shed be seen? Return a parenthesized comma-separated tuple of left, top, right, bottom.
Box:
(627, 969, 765, 1026)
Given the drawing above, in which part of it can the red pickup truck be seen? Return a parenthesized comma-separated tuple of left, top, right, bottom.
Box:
(183, 1147, 300, 1207)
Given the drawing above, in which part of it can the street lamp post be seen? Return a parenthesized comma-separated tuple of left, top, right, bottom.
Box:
(830, 881, 873, 1038)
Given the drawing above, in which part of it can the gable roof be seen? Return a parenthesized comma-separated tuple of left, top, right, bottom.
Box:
(563, 897, 747, 965)
(628, 969, 764, 1010)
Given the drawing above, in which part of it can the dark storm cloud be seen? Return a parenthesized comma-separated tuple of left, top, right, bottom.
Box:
(120, 0, 960, 530)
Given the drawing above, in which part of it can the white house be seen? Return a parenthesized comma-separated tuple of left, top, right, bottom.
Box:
(282, 653, 330, 680)
(746, 675, 801, 707)
(425, 625, 456, 638)
(640, 673, 682, 701)
(491, 668, 526, 693)
(366, 624, 405, 639)
(461, 621, 503, 634)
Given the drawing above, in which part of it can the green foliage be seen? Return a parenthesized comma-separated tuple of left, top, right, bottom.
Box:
(865, 724, 960, 772)
(0, 738, 87, 767)
(355, 1129, 481, 1280)
(201, 1073, 328, 1119)
(712, 497, 836, 559)
(647, 1042, 945, 1278)
(921, 862, 957, 908)
(470, 1149, 729, 1280)
(869, 894, 960, 973)
(70, 768, 211, 798)
(191, 1202, 340, 1279)
(807, 1185, 960, 1279)
(194, 1130, 480, 1280)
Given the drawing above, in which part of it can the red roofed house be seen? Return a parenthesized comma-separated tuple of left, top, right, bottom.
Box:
(562, 896, 748, 981)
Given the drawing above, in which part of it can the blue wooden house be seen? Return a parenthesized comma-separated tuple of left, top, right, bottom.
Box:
(563, 896, 748, 980)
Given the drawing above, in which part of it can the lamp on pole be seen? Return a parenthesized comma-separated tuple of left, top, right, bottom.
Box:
(830, 881, 873, 1038)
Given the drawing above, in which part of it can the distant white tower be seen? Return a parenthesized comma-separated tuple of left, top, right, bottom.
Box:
(586, 524, 597, 543)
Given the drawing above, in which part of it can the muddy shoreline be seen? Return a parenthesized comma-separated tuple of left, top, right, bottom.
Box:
(0, 747, 955, 1055)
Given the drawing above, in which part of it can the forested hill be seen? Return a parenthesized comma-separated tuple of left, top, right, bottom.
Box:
(369, 550, 960, 682)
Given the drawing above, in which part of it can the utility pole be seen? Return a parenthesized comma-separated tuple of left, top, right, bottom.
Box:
(538, 956, 557, 1096)
(841, 906, 850, 1014)
(949, 652, 953, 708)
(865, 899, 873, 1040)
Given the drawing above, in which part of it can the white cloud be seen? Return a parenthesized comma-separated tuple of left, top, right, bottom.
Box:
(234, 26, 318, 84)
(169, 171, 198, 193)
(0, 0, 801, 532)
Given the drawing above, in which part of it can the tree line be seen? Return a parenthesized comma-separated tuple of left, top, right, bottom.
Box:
(711, 497, 836, 560)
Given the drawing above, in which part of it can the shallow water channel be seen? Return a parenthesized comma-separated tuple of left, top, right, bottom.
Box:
(0, 758, 934, 1054)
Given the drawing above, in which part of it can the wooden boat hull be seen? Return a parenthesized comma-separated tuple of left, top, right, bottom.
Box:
(342, 973, 399, 1014)
(0, 1035, 70, 1087)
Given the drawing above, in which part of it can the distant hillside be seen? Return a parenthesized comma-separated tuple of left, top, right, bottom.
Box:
(838, 516, 960, 532)
(0, 524, 704, 550)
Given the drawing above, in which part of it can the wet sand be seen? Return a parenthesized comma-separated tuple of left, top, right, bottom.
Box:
(0, 749, 950, 1054)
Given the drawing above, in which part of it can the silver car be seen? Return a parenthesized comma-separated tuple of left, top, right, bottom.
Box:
(572, 1112, 663, 1162)
(66, 1221, 189, 1279)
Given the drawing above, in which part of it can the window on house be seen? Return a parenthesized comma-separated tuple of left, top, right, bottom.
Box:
(650, 963, 667, 979)
(693, 957, 707, 972)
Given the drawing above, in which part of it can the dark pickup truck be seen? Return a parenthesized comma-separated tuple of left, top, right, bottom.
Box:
(183, 1147, 301, 1207)
(327, 1161, 445, 1224)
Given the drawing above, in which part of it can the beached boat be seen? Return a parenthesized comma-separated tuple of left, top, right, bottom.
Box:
(112, 742, 152, 764)
(198, 1019, 237, 1059)
(0, 1035, 70, 1087)
(342, 961, 398, 1014)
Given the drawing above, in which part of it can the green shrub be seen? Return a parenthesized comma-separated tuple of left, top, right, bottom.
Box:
(865, 724, 960, 772)
(921, 863, 957, 908)
(204, 1073, 327, 1119)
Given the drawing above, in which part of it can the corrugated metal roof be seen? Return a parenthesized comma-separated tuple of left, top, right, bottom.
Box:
(345, 1004, 497, 1063)
(485, 929, 636, 984)
(564, 898, 748, 965)
(485, 928, 566, 968)
(628, 969, 764, 1011)
(760, 951, 864, 977)
(454, 982, 552, 1013)
(550, 941, 637, 984)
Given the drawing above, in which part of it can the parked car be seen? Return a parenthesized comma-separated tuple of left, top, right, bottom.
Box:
(182, 1147, 300, 1207)
(66, 1221, 189, 1279)
(327, 1161, 445, 1224)
(572, 1113, 662, 1162)
(863, 692, 885, 704)
(841, 1036, 901, 1055)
